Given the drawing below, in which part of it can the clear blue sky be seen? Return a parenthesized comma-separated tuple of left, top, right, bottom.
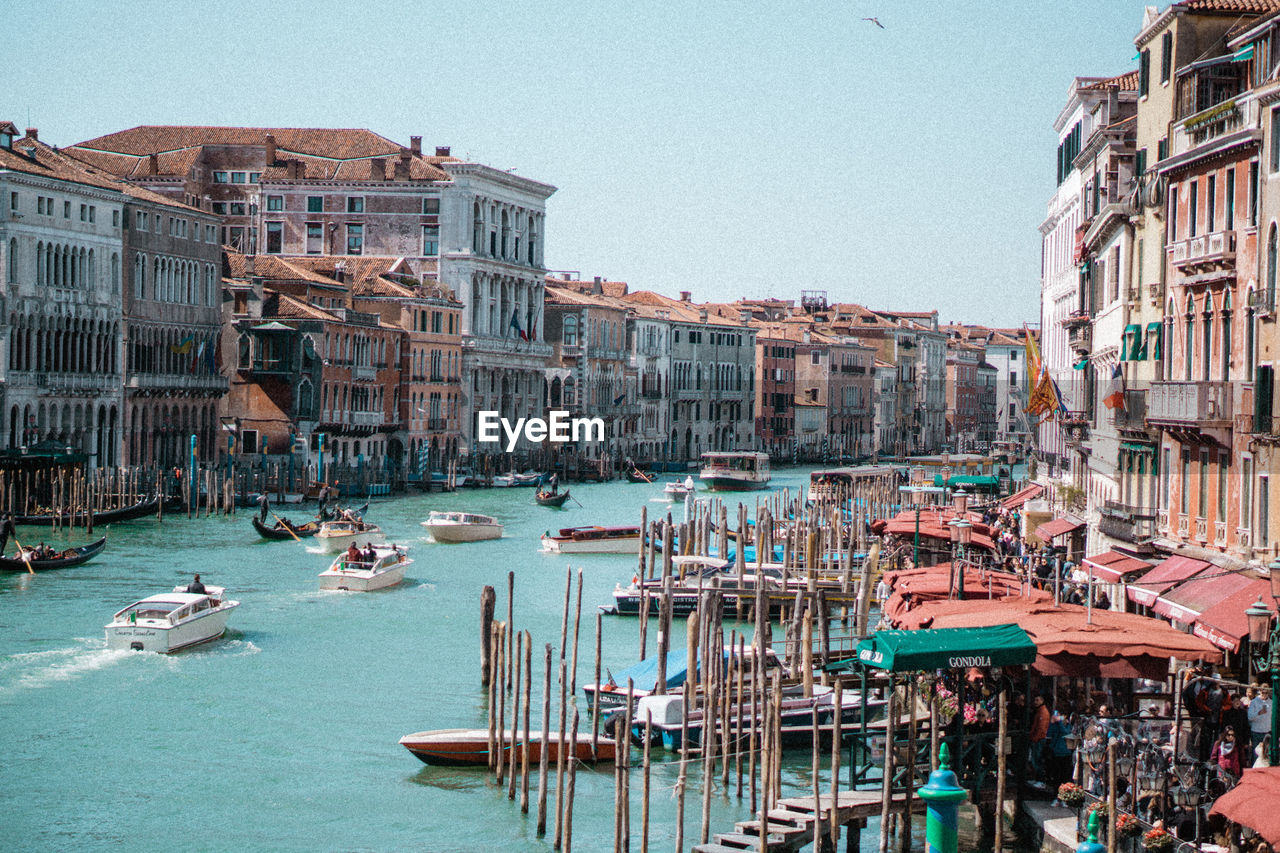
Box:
(9, 0, 1154, 328)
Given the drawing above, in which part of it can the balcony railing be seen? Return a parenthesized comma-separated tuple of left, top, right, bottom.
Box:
(1195, 517, 1208, 543)
(353, 364, 377, 381)
(1148, 381, 1232, 426)
(1214, 520, 1228, 547)
(1110, 389, 1149, 431)
(1168, 230, 1236, 273)
(126, 373, 229, 393)
(1097, 500, 1158, 544)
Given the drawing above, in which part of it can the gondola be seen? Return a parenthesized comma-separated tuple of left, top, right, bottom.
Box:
(626, 469, 654, 483)
(252, 515, 321, 540)
(535, 489, 571, 508)
(13, 496, 159, 527)
(0, 534, 108, 572)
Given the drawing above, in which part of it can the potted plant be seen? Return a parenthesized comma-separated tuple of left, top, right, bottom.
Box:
(1141, 828, 1175, 852)
(1116, 813, 1143, 839)
(1058, 782, 1086, 807)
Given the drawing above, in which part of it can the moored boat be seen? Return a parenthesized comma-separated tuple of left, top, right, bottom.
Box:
(14, 495, 159, 527)
(422, 511, 503, 543)
(535, 489, 571, 508)
(252, 515, 320, 540)
(319, 544, 411, 591)
(315, 519, 384, 552)
(540, 525, 641, 554)
(699, 451, 771, 491)
(398, 728, 616, 767)
(104, 585, 239, 653)
(0, 534, 108, 572)
(582, 645, 782, 714)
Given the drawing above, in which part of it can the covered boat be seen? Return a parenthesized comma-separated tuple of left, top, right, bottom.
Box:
(315, 519, 384, 552)
(0, 535, 108, 572)
(698, 451, 770, 491)
(422, 511, 503, 543)
(582, 646, 781, 713)
(319, 544, 411, 592)
(252, 515, 320, 540)
(541, 525, 640, 554)
(104, 585, 239, 653)
(398, 729, 616, 767)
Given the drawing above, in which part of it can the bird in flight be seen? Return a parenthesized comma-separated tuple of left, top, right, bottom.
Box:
(862, 16, 885, 28)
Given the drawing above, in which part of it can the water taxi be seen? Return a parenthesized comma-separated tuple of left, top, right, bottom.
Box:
(664, 480, 695, 500)
(319, 545, 411, 592)
(699, 451, 771, 491)
(105, 585, 239, 653)
(315, 518, 384, 552)
(540, 525, 641, 554)
(422, 511, 503, 543)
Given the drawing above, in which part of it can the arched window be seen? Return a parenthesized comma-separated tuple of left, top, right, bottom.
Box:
(36, 242, 44, 286)
(238, 334, 251, 369)
(6, 238, 15, 283)
(1247, 297, 1257, 379)
(1202, 292, 1213, 382)
(1221, 291, 1232, 383)
(563, 315, 578, 347)
(1184, 295, 1195, 381)
(1269, 224, 1278, 309)
(110, 253, 119, 294)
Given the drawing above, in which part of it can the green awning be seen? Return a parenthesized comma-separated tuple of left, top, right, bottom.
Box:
(932, 474, 999, 487)
(1124, 324, 1142, 361)
(825, 624, 1037, 673)
(1234, 44, 1255, 62)
(1145, 322, 1162, 361)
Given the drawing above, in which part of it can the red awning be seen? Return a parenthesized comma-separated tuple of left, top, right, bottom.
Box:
(1080, 550, 1154, 584)
(1192, 579, 1276, 652)
(870, 509, 998, 553)
(1126, 555, 1212, 607)
(1034, 517, 1084, 541)
(1151, 569, 1246, 623)
(1001, 484, 1044, 510)
(1210, 767, 1280, 844)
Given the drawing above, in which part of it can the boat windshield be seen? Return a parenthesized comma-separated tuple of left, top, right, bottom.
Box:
(122, 601, 184, 620)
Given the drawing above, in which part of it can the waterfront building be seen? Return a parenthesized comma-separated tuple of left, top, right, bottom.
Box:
(945, 340, 983, 453)
(753, 332, 796, 457)
(0, 127, 125, 465)
(873, 359, 899, 458)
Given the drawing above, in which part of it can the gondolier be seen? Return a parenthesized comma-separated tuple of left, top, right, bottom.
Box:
(0, 513, 14, 554)
(258, 493, 270, 522)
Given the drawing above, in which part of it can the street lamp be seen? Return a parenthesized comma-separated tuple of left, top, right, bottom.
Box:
(1245, 559, 1280, 766)
(949, 517, 972, 600)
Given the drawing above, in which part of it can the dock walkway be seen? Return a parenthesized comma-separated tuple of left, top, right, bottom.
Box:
(692, 789, 927, 853)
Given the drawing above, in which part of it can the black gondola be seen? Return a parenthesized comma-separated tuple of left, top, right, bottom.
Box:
(13, 496, 159, 527)
(252, 515, 321, 540)
(625, 469, 654, 483)
(0, 534, 108, 572)
(535, 489, 571, 508)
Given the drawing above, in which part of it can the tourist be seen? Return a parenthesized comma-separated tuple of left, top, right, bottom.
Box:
(345, 542, 361, 564)
(1046, 709, 1074, 801)
(1030, 694, 1050, 778)
(186, 574, 207, 595)
(1224, 694, 1250, 759)
(683, 474, 694, 491)
(1249, 687, 1272, 763)
(1210, 726, 1242, 779)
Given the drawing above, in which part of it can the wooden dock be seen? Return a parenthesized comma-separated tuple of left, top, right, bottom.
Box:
(693, 789, 927, 853)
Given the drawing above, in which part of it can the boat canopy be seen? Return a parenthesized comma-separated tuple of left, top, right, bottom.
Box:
(608, 648, 693, 691)
(825, 623, 1037, 673)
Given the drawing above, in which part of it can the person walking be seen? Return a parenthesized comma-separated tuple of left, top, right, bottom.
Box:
(1249, 686, 1272, 764)
(1030, 694, 1051, 779)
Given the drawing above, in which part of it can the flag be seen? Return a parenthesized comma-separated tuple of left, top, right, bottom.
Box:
(1103, 364, 1126, 410)
(191, 342, 203, 374)
(509, 310, 522, 338)
(1023, 325, 1042, 381)
(613, 392, 626, 405)
(529, 319, 537, 342)
(170, 334, 194, 355)
(1072, 355, 1089, 370)
(205, 337, 218, 374)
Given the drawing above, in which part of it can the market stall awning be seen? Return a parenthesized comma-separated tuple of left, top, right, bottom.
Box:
(1192, 579, 1276, 652)
(1126, 555, 1212, 607)
(879, 565, 1051, 623)
(932, 474, 1000, 489)
(1034, 517, 1084, 541)
(870, 509, 998, 553)
(1210, 767, 1280, 845)
(1080, 550, 1154, 584)
(1001, 483, 1044, 509)
(828, 624, 1037, 673)
(1151, 569, 1243, 623)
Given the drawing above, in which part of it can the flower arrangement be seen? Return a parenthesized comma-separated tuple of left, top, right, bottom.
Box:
(1142, 828, 1175, 852)
(1058, 782, 1086, 807)
(1116, 813, 1143, 839)
(934, 686, 959, 724)
(963, 703, 980, 725)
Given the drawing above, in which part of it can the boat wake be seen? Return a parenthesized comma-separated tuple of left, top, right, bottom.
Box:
(0, 639, 141, 695)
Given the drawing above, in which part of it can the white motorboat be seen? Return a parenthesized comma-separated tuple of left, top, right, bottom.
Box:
(541, 525, 641, 554)
(664, 480, 695, 500)
(319, 544, 411, 591)
(105, 585, 239, 653)
(421, 511, 503, 543)
(699, 451, 771, 491)
(315, 519, 384, 552)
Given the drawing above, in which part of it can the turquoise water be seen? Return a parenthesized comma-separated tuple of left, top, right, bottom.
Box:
(2, 466, 864, 852)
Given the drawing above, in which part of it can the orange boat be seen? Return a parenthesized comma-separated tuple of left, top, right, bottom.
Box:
(398, 728, 617, 767)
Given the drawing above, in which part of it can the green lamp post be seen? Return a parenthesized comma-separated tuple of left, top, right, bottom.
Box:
(919, 742, 968, 853)
(1245, 559, 1280, 765)
(1076, 811, 1105, 853)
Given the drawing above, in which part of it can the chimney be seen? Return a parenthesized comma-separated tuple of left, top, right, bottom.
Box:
(592, 276, 603, 295)
(147, 153, 158, 176)
(286, 159, 306, 180)
(680, 291, 691, 302)
(410, 136, 422, 156)
(699, 308, 708, 323)
(394, 150, 411, 180)
(738, 309, 752, 324)
(24, 128, 37, 141)
(803, 329, 811, 344)
(265, 133, 277, 166)
(245, 255, 256, 276)
(435, 146, 451, 158)
(370, 158, 387, 180)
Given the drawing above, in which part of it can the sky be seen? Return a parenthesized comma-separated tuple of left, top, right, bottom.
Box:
(7, 0, 1156, 328)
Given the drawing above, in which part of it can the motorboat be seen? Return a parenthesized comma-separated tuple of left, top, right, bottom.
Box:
(663, 481, 695, 500)
(319, 544, 411, 591)
(422, 511, 503, 543)
(492, 472, 541, 488)
(105, 585, 239, 653)
(540, 525, 640, 554)
(699, 451, 771, 491)
(582, 646, 782, 714)
(398, 728, 616, 767)
(315, 518, 384, 552)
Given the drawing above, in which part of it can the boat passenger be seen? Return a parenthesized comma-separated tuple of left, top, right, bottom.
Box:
(186, 574, 207, 595)
(684, 475, 694, 490)
(363, 544, 377, 563)
(345, 543, 362, 565)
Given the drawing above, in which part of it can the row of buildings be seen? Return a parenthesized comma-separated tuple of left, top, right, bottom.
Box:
(0, 120, 1030, 478)
(1039, 0, 1280, 573)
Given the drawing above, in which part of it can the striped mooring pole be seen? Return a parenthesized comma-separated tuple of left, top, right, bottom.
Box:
(918, 742, 968, 853)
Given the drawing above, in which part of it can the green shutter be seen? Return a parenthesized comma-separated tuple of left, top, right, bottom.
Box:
(1123, 324, 1142, 361)
(1145, 322, 1162, 361)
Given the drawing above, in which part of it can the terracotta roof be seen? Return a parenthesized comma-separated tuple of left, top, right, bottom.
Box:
(262, 290, 337, 321)
(545, 276, 630, 298)
(1083, 70, 1139, 91)
(1175, 0, 1280, 12)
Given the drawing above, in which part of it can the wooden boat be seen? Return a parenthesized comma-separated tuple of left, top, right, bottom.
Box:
(13, 496, 159, 527)
(626, 469, 654, 483)
(252, 515, 320, 540)
(535, 489, 571, 508)
(699, 451, 771, 491)
(398, 728, 616, 767)
(0, 535, 108, 572)
(422, 511, 503, 543)
(105, 584, 239, 653)
(319, 544, 411, 592)
(541, 525, 641, 554)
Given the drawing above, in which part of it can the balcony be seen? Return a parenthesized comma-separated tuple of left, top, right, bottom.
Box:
(1194, 516, 1208, 543)
(125, 373, 229, 395)
(1061, 410, 1089, 445)
(352, 364, 377, 381)
(1148, 381, 1232, 444)
(1168, 230, 1236, 276)
(1248, 288, 1275, 317)
(1097, 500, 1157, 546)
(23, 371, 121, 396)
(1110, 389, 1153, 435)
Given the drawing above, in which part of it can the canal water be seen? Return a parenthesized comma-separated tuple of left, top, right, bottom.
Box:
(0, 465, 969, 852)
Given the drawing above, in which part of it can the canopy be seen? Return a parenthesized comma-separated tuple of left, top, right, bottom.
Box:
(1080, 550, 1154, 584)
(829, 624, 1037, 673)
(870, 509, 998, 553)
(1210, 767, 1280, 845)
(1034, 517, 1084, 541)
(1126, 555, 1212, 607)
(932, 474, 999, 488)
(1192, 579, 1276, 652)
(1001, 483, 1044, 509)
(1151, 569, 1243, 623)
(608, 648, 691, 691)
(879, 564, 1051, 623)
